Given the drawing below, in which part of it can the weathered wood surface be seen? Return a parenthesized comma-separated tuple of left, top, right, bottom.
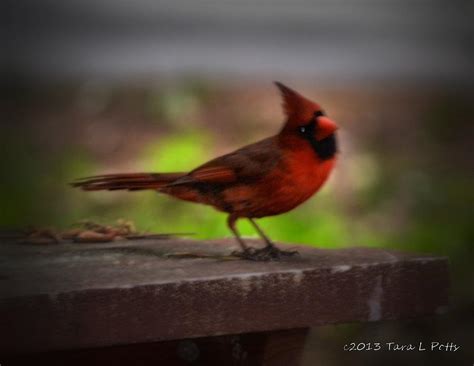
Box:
(0, 238, 449, 353)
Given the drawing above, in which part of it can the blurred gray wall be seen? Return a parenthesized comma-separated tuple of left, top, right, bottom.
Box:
(3, 0, 473, 84)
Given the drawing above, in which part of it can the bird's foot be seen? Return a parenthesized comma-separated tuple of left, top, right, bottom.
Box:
(255, 244, 299, 261)
(165, 252, 240, 260)
(232, 245, 299, 261)
(231, 247, 258, 260)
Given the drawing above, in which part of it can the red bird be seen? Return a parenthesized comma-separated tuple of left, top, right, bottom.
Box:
(73, 82, 338, 260)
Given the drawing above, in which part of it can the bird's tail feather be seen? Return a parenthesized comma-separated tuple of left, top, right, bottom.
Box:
(71, 172, 186, 191)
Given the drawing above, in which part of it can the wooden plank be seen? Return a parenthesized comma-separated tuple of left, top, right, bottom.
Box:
(0, 238, 449, 353)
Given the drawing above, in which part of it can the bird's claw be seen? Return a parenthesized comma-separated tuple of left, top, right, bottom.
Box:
(232, 245, 299, 261)
(256, 244, 299, 261)
(231, 247, 257, 259)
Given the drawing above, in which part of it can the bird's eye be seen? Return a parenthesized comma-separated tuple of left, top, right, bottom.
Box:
(314, 111, 325, 118)
(299, 126, 306, 134)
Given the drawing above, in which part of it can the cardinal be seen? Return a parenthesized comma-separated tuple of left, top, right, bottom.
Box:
(72, 82, 338, 260)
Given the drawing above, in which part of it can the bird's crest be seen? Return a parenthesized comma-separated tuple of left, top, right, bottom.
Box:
(274, 82, 321, 129)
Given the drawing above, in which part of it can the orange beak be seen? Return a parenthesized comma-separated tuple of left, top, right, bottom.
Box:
(316, 116, 338, 140)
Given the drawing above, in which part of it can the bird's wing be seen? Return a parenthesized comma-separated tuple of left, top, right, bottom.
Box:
(169, 137, 280, 186)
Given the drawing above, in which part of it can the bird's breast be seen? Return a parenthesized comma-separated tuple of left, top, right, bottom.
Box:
(284, 151, 336, 194)
(225, 151, 336, 218)
(269, 153, 336, 212)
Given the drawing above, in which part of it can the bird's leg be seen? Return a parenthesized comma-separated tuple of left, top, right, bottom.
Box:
(248, 218, 299, 260)
(248, 218, 274, 247)
(227, 215, 255, 258)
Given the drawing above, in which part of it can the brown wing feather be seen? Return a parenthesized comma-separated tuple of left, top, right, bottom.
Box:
(167, 137, 280, 187)
(190, 166, 237, 183)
